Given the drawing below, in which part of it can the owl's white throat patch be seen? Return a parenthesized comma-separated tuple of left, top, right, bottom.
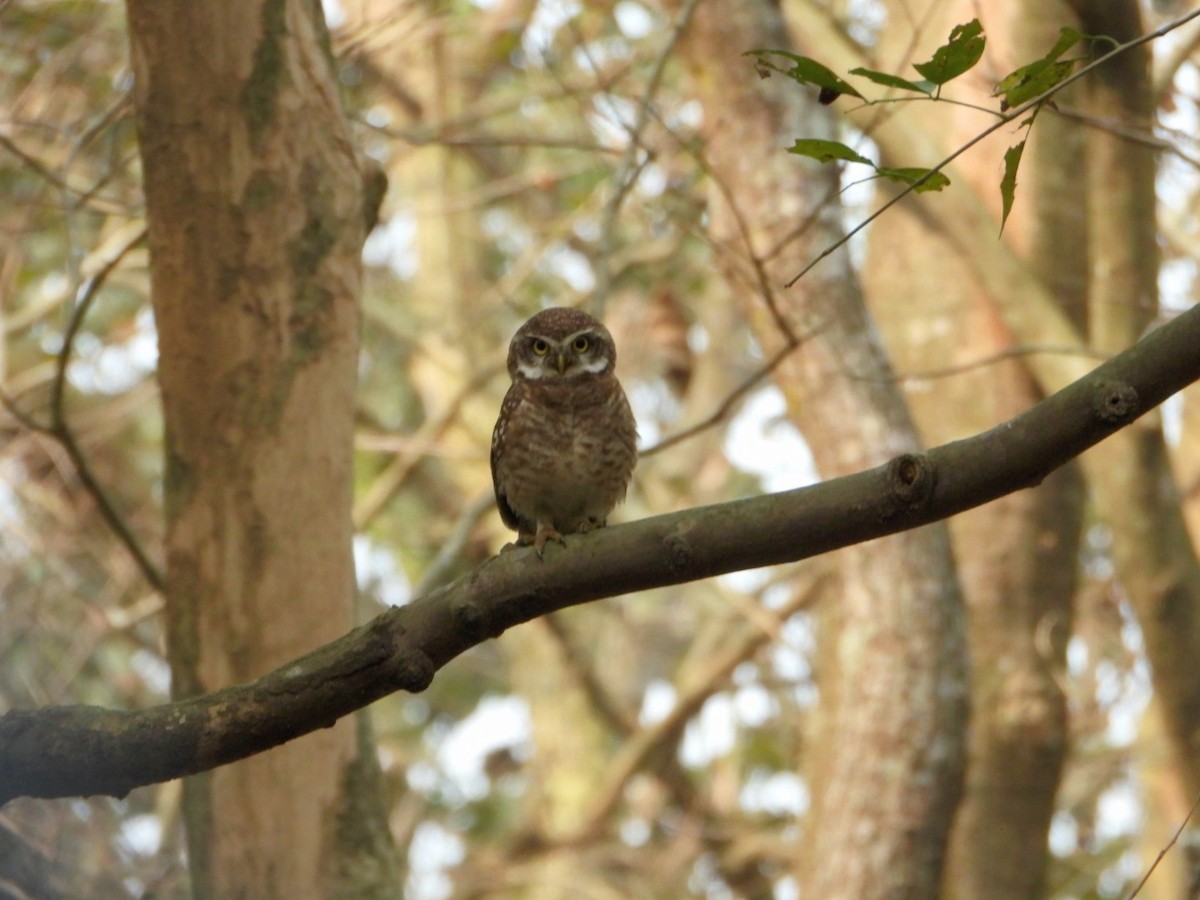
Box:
(516, 357, 610, 380)
(517, 361, 548, 380)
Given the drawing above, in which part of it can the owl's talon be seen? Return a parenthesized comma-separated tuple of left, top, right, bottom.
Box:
(533, 526, 565, 558)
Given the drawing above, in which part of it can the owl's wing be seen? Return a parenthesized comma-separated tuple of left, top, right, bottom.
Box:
(490, 386, 522, 531)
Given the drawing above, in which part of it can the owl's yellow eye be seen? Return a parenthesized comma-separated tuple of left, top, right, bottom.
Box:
(572, 336, 590, 353)
(531, 339, 550, 356)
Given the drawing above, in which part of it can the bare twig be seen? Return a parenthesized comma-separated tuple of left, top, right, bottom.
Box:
(640, 337, 807, 457)
(1126, 786, 1200, 899)
(882, 344, 1112, 384)
(49, 229, 145, 418)
(354, 364, 500, 530)
(541, 612, 639, 736)
(592, 0, 703, 315)
(1052, 104, 1200, 173)
(411, 491, 495, 598)
(559, 567, 829, 846)
(3, 227, 162, 591)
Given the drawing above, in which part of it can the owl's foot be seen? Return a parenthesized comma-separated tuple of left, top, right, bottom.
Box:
(530, 524, 565, 558)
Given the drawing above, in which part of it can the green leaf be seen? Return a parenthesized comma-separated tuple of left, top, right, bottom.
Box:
(994, 27, 1086, 110)
(913, 19, 986, 86)
(999, 140, 1026, 233)
(876, 167, 951, 193)
(745, 50, 866, 100)
(995, 58, 1075, 109)
(849, 67, 934, 95)
(787, 139, 872, 165)
(1044, 26, 1086, 62)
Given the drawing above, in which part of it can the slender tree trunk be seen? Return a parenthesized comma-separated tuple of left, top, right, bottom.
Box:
(862, 4, 1085, 897)
(1077, 7, 1200, 893)
(676, 2, 970, 896)
(125, 1, 397, 895)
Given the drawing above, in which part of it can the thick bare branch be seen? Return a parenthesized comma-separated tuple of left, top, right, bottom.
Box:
(2, 301, 1199, 805)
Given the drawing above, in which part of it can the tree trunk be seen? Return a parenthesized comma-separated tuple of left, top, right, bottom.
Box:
(1077, 7, 1200, 893)
(125, 1, 396, 895)
(676, 1, 970, 896)
(861, 3, 1085, 897)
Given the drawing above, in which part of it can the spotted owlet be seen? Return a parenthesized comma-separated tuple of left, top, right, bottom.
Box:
(490, 307, 638, 555)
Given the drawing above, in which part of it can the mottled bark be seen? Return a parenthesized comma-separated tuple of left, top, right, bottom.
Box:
(124, 1, 396, 896)
(675, 1, 970, 896)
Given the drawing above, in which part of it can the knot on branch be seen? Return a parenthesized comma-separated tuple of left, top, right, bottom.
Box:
(663, 530, 695, 574)
(391, 648, 435, 692)
(1093, 380, 1139, 424)
(454, 599, 498, 642)
(886, 453, 935, 507)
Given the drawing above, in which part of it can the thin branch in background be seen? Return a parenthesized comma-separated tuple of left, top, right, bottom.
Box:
(1053, 104, 1200, 173)
(411, 491, 495, 598)
(2, 226, 163, 592)
(1152, 12, 1200, 100)
(541, 612, 639, 736)
(379, 127, 621, 156)
(878, 344, 1112, 384)
(49, 228, 146, 417)
(558, 571, 829, 847)
(649, 102, 802, 345)
(1126, 785, 1200, 899)
(639, 336, 807, 457)
(51, 415, 163, 592)
(591, 0, 703, 315)
(354, 363, 501, 530)
(0, 133, 77, 194)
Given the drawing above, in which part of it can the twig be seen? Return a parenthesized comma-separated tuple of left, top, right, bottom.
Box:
(784, 7, 1200, 288)
(643, 98, 803, 345)
(51, 417, 163, 592)
(559, 569, 828, 846)
(411, 491, 495, 598)
(592, 0, 703, 315)
(4, 228, 163, 591)
(354, 363, 500, 530)
(541, 612, 639, 736)
(1126, 785, 1200, 899)
(1052, 105, 1200, 173)
(881, 344, 1111, 384)
(49, 229, 146, 419)
(639, 337, 807, 458)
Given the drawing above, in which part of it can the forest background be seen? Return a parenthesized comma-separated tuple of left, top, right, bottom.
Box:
(3, 0, 1200, 898)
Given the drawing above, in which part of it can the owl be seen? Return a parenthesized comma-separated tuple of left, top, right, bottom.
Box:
(491, 307, 638, 556)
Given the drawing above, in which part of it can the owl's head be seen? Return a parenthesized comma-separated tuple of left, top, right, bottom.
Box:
(507, 307, 617, 382)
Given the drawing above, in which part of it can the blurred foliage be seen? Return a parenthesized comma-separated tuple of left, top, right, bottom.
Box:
(1, 1, 1199, 898)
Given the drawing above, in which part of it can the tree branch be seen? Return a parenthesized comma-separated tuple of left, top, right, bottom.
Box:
(3, 302, 1200, 805)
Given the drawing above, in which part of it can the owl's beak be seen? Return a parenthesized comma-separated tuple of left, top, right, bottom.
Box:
(555, 352, 567, 374)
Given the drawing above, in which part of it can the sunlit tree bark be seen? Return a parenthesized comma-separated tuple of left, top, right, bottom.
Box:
(125, 1, 397, 895)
